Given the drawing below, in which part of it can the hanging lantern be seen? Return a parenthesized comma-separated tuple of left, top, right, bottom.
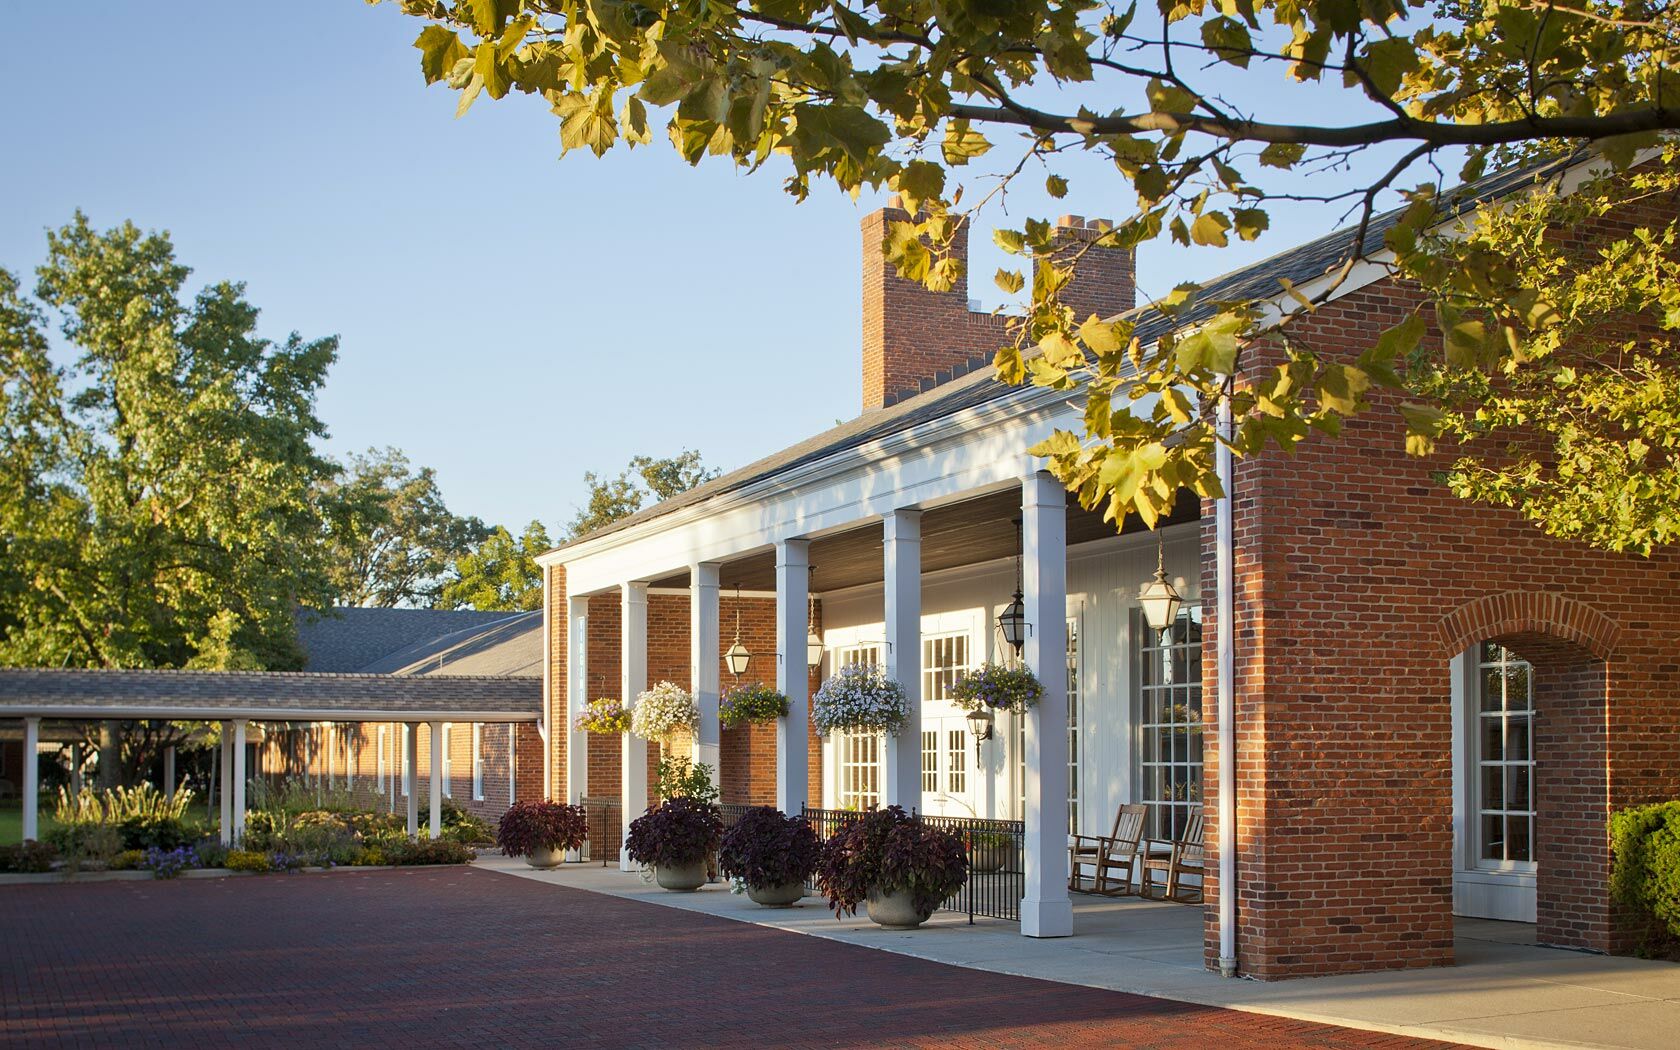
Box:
(996, 517, 1028, 654)
(1138, 535, 1183, 634)
(725, 584, 752, 676)
(805, 566, 824, 669)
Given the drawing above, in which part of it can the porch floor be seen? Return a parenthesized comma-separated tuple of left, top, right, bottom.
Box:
(479, 855, 1680, 1050)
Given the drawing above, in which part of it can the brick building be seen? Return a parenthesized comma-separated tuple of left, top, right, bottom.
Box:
(537, 154, 1680, 980)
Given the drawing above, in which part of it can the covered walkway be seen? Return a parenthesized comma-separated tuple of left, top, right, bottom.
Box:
(0, 668, 541, 843)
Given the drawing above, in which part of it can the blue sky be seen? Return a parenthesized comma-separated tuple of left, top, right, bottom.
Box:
(1, 2, 1432, 533)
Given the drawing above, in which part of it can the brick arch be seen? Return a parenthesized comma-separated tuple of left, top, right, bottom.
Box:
(1432, 591, 1620, 663)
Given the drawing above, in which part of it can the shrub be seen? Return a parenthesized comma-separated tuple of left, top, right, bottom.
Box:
(626, 797, 722, 870)
(816, 806, 967, 920)
(575, 697, 631, 734)
(497, 800, 588, 858)
(118, 816, 198, 851)
(950, 663, 1044, 715)
(387, 838, 475, 866)
(109, 849, 147, 871)
(143, 846, 197, 880)
(420, 799, 494, 845)
(811, 664, 909, 735)
(655, 757, 719, 806)
(352, 846, 388, 866)
(48, 823, 123, 872)
(719, 683, 789, 728)
(0, 840, 59, 873)
(193, 838, 230, 869)
(224, 849, 272, 873)
(719, 807, 820, 890)
(630, 681, 699, 741)
(246, 776, 358, 815)
(1610, 800, 1680, 954)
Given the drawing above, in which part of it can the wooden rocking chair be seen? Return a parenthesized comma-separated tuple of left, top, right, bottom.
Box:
(1068, 803, 1146, 895)
(1140, 812, 1205, 903)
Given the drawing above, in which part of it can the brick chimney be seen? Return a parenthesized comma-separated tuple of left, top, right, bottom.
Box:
(860, 203, 1135, 412)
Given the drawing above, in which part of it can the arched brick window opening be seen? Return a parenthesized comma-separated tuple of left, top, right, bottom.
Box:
(1437, 593, 1622, 953)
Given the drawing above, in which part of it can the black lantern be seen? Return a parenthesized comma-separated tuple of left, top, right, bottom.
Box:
(725, 584, 752, 677)
(805, 566, 824, 669)
(1138, 535, 1183, 634)
(965, 706, 995, 747)
(996, 517, 1028, 654)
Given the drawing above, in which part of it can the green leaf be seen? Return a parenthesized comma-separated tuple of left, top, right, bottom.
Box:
(1258, 143, 1305, 169)
(1232, 208, 1268, 241)
(1351, 38, 1419, 98)
(993, 228, 1026, 254)
(994, 268, 1025, 294)
(1079, 315, 1127, 353)
(1046, 174, 1069, 199)
(942, 119, 991, 165)
(1190, 211, 1231, 247)
(415, 26, 468, 85)
(893, 161, 945, 212)
(553, 92, 618, 157)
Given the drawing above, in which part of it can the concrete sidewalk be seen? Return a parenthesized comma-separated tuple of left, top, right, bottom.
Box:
(479, 855, 1680, 1050)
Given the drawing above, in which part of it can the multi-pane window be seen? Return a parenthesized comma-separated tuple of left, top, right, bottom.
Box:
(1476, 643, 1536, 866)
(921, 731, 939, 792)
(922, 633, 971, 702)
(472, 723, 485, 801)
(1067, 617, 1081, 836)
(946, 729, 967, 794)
(1137, 606, 1204, 841)
(835, 644, 883, 810)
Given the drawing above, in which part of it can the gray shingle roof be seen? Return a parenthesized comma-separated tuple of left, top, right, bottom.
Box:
(296, 607, 522, 673)
(355, 610, 541, 678)
(549, 155, 1573, 553)
(0, 668, 540, 722)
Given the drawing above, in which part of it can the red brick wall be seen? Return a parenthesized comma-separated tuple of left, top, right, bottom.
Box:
(1200, 241, 1680, 977)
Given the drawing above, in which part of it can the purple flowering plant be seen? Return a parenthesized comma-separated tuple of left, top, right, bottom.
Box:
(949, 663, 1044, 715)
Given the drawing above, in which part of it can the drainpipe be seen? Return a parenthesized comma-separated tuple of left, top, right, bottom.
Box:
(1216, 395, 1239, 978)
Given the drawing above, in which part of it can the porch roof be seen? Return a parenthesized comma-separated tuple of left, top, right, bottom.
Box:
(0, 668, 541, 723)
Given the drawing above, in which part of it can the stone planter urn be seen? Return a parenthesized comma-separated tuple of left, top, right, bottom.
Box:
(655, 860, 707, 891)
(746, 881, 806, 907)
(525, 845, 563, 870)
(865, 886, 934, 929)
(967, 842, 1008, 873)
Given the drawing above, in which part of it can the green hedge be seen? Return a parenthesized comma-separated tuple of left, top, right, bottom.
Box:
(1610, 801, 1680, 951)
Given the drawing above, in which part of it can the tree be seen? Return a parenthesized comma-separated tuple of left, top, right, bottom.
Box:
(382, 0, 1680, 553)
(566, 449, 719, 538)
(0, 213, 342, 782)
(439, 520, 551, 610)
(322, 447, 488, 608)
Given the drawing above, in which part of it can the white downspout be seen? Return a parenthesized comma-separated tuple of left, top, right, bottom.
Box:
(1216, 395, 1239, 978)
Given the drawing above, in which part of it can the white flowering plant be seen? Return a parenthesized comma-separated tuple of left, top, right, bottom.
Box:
(630, 680, 699, 740)
(811, 664, 909, 736)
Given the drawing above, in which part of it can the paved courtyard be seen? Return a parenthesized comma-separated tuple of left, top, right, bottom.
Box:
(0, 867, 1455, 1049)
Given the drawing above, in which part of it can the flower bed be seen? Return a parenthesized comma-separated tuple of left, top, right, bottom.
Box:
(719, 683, 789, 728)
(812, 664, 909, 735)
(630, 681, 699, 740)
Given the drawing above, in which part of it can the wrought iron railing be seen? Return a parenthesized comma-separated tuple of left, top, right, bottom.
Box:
(580, 796, 621, 867)
(718, 803, 757, 830)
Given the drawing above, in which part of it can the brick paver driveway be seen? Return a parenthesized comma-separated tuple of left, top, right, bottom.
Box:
(1, 867, 1456, 1049)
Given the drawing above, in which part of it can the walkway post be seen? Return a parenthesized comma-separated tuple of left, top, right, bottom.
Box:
(882, 509, 922, 811)
(774, 542, 810, 813)
(219, 721, 234, 846)
(428, 720, 444, 839)
(691, 562, 722, 796)
(1020, 472, 1073, 938)
(620, 581, 649, 870)
(231, 720, 248, 845)
(405, 722, 419, 839)
(21, 716, 39, 842)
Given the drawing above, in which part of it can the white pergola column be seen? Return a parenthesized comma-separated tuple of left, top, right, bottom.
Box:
(1020, 471, 1073, 938)
(775, 541, 810, 813)
(162, 745, 174, 800)
(691, 563, 722, 793)
(566, 594, 591, 821)
(21, 717, 39, 842)
(405, 722, 420, 839)
(231, 720, 248, 844)
(620, 581, 649, 870)
(219, 722, 234, 846)
(428, 720, 444, 839)
(882, 509, 922, 811)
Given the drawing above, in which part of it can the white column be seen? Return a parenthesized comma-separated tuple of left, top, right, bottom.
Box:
(162, 745, 175, 800)
(540, 568, 553, 803)
(428, 720, 444, 839)
(21, 717, 39, 842)
(566, 594, 590, 808)
(882, 509, 922, 811)
(691, 563, 722, 793)
(775, 541, 810, 813)
(231, 720, 248, 844)
(620, 581, 649, 870)
(405, 722, 419, 839)
(1020, 471, 1073, 937)
(219, 722, 234, 846)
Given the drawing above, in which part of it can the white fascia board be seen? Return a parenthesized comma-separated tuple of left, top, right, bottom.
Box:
(0, 706, 543, 723)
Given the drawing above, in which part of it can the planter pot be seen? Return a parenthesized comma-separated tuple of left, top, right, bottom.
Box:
(746, 880, 806, 907)
(967, 844, 1007, 873)
(525, 845, 564, 870)
(654, 860, 707, 891)
(865, 886, 934, 929)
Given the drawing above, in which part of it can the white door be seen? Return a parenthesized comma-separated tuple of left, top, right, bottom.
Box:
(918, 716, 977, 817)
(1453, 644, 1538, 922)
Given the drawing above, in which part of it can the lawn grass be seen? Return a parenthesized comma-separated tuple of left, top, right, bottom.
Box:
(0, 799, 59, 845)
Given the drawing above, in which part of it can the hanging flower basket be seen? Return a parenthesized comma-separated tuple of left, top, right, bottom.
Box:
(630, 681, 699, 740)
(575, 698, 631, 734)
(811, 664, 909, 736)
(949, 663, 1044, 715)
(719, 683, 790, 729)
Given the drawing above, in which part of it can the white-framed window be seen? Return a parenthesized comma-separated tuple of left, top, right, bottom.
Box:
(376, 726, 388, 794)
(1067, 615, 1081, 836)
(1136, 606, 1204, 841)
(1473, 643, 1536, 868)
(442, 723, 453, 797)
(834, 643, 883, 810)
(921, 632, 971, 703)
(921, 730, 939, 792)
(945, 728, 966, 794)
(401, 724, 411, 796)
(472, 723, 485, 801)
